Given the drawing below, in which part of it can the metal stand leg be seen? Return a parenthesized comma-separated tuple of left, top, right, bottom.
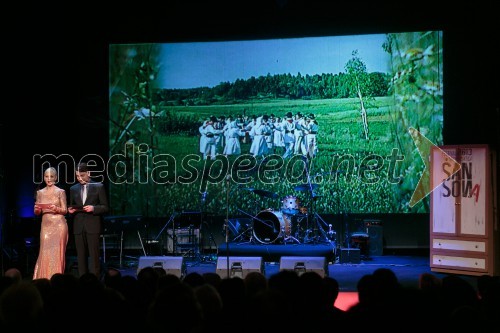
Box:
(283, 220, 300, 244)
(119, 231, 123, 268)
(102, 236, 106, 264)
(137, 231, 147, 256)
(232, 225, 253, 243)
(173, 229, 177, 255)
(283, 235, 300, 244)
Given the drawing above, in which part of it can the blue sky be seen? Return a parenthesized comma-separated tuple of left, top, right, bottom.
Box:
(157, 33, 390, 89)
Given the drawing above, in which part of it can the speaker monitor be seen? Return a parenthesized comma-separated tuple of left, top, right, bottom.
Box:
(367, 225, 383, 256)
(279, 256, 328, 277)
(340, 248, 361, 264)
(137, 256, 184, 278)
(216, 256, 263, 279)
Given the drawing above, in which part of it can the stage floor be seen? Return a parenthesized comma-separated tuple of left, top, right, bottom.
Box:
(101, 254, 470, 291)
(78, 246, 478, 293)
(216, 240, 337, 263)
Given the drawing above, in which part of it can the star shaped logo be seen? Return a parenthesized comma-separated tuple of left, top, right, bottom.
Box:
(408, 127, 461, 207)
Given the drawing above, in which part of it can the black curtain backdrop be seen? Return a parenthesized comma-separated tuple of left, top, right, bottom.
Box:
(2, 2, 498, 254)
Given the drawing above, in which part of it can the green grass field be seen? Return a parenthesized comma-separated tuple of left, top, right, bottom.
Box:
(109, 96, 429, 216)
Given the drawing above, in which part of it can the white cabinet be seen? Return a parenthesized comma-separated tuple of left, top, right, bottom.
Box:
(430, 145, 498, 276)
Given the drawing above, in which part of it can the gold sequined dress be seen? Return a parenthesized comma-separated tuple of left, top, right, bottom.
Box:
(33, 187, 69, 280)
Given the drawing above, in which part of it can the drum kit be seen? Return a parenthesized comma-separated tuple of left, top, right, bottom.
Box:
(234, 183, 335, 246)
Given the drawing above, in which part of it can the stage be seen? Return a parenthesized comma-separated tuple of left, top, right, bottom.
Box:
(81, 246, 479, 293)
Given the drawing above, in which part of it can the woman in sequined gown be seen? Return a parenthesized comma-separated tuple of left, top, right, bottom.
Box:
(33, 167, 69, 280)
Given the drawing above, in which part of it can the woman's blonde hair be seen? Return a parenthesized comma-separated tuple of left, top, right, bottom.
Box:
(44, 167, 58, 181)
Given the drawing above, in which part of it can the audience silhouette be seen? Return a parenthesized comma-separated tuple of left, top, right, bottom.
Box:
(1, 265, 499, 330)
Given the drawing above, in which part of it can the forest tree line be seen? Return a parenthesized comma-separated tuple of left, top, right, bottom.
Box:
(154, 71, 391, 106)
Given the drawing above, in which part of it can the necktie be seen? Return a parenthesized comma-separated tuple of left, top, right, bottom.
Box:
(82, 184, 87, 203)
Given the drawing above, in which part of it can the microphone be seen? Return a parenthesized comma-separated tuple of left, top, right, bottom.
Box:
(328, 224, 335, 238)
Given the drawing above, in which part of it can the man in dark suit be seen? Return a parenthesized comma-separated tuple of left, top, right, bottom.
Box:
(68, 162, 109, 278)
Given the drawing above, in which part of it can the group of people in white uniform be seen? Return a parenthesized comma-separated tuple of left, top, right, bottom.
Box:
(198, 111, 318, 160)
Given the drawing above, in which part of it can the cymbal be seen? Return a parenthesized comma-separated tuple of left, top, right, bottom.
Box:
(252, 189, 279, 199)
(294, 183, 319, 192)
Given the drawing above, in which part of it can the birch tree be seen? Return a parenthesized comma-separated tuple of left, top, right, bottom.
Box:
(345, 50, 371, 140)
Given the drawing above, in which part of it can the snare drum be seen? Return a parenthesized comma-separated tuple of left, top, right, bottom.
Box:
(281, 195, 300, 215)
(253, 210, 290, 244)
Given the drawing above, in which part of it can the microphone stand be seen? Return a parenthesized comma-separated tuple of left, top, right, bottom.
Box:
(225, 176, 230, 278)
(191, 192, 206, 264)
(154, 212, 177, 242)
(302, 157, 332, 246)
(199, 191, 215, 262)
(236, 208, 275, 230)
(154, 211, 178, 254)
(303, 156, 319, 243)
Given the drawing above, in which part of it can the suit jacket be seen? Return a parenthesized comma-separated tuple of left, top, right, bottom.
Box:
(69, 181, 109, 234)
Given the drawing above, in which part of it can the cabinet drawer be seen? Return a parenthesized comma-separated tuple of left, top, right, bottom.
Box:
(432, 238, 486, 252)
(432, 255, 486, 270)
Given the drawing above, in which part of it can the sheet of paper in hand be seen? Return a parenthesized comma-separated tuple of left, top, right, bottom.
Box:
(36, 203, 54, 209)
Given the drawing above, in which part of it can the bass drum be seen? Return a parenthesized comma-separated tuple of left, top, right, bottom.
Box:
(253, 210, 290, 244)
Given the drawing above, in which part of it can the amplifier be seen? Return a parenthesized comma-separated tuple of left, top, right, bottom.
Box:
(339, 248, 360, 264)
(165, 228, 200, 253)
